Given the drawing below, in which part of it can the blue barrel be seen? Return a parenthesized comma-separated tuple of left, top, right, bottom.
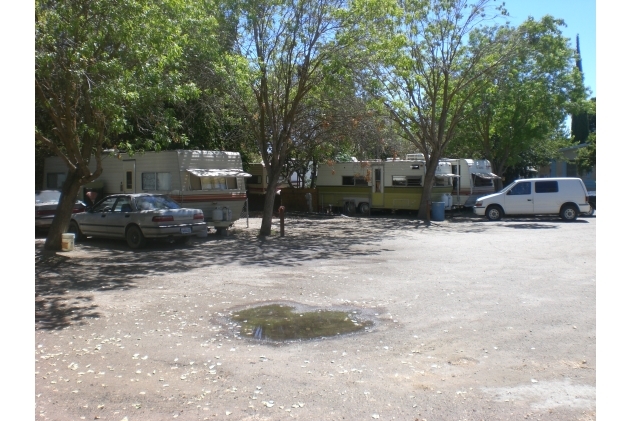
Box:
(431, 202, 445, 221)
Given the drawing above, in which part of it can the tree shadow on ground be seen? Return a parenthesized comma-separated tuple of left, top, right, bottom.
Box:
(34, 213, 490, 331)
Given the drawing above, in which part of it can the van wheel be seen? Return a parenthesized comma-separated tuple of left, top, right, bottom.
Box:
(126, 225, 146, 249)
(560, 204, 578, 221)
(358, 202, 370, 215)
(485, 205, 502, 221)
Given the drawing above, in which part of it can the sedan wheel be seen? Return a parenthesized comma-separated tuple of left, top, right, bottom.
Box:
(126, 225, 146, 249)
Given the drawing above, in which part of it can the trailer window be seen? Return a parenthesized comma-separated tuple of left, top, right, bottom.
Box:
(392, 176, 406, 186)
(473, 176, 494, 187)
(392, 176, 422, 186)
(342, 176, 368, 186)
(197, 176, 238, 190)
(142, 172, 172, 190)
(247, 175, 262, 185)
(434, 177, 451, 187)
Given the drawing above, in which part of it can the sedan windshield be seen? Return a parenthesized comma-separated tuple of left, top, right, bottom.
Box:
(134, 195, 181, 211)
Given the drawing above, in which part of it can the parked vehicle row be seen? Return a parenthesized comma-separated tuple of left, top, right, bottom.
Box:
(37, 178, 593, 250)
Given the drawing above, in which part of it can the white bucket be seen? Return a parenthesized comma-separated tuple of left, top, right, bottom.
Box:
(61, 233, 75, 252)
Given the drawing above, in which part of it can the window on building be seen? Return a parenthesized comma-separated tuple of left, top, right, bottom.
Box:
(566, 162, 578, 177)
(142, 172, 172, 190)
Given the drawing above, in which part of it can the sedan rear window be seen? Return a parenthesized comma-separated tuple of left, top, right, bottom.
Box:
(135, 195, 181, 210)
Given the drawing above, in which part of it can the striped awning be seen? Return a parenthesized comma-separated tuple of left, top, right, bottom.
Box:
(471, 172, 500, 179)
(186, 169, 252, 177)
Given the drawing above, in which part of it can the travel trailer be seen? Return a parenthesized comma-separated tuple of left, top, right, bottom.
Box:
(43, 150, 251, 234)
(245, 162, 291, 195)
(445, 158, 500, 207)
(316, 158, 457, 214)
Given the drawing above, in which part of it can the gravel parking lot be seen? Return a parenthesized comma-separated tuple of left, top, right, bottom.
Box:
(35, 212, 596, 420)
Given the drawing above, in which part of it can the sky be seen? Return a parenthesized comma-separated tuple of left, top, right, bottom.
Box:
(499, 0, 596, 98)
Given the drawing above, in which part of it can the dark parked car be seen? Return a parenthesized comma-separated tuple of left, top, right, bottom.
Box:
(68, 193, 207, 249)
(36, 190, 86, 229)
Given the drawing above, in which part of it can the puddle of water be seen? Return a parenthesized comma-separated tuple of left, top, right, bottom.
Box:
(232, 304, 373, 341)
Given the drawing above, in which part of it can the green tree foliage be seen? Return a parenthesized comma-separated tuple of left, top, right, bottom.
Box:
(36, 0, 200, 249)
(576, 97, 596, 173)
(224, 0, 352, 235)
(347, 0, 516, 220)
(448, 16, 587, 189)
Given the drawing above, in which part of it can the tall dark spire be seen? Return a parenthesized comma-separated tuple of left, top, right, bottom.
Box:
(576, 34, 583, 73)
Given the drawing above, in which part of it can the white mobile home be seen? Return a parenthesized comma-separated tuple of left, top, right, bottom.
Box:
(43, 150, 251, 233)
(446, 158, 500, 207)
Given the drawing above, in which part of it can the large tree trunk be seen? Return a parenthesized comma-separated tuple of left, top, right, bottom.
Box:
(417, 158, 439, 221)
(44, 170, 83, 250)
(259, 179, 280, 236)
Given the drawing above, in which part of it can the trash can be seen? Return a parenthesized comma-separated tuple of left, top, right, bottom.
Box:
(431, 202, 445, 221)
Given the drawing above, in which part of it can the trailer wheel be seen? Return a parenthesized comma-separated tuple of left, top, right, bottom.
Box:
(343, 201, 356, 215)
(485, 205, 503, 221)
(560, 204, 578, 221)
(358, 202, 370, 215)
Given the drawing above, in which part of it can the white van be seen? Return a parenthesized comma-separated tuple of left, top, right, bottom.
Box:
(473, 177, 591, 221)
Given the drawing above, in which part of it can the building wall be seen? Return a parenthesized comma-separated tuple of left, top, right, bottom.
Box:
(538, 144, 596, 191)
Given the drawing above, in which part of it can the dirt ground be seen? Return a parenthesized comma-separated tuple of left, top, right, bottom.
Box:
(35, 211, 596, 420)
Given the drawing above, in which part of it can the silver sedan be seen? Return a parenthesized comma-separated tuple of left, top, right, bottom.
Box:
(68, 194, 207, 249)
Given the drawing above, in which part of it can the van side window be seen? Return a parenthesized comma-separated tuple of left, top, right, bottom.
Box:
(510, 182, 531, 195)
(535, 181, 559, 193)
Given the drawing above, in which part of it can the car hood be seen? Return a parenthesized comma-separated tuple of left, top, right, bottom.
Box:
(476, 191, 503, 203)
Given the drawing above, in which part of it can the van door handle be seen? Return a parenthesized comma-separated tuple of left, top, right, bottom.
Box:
(527, 199, 532, 201)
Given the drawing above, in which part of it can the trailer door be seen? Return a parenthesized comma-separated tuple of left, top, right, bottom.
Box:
(372, 166, 384, 207)
(123, 160, 136, 193)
